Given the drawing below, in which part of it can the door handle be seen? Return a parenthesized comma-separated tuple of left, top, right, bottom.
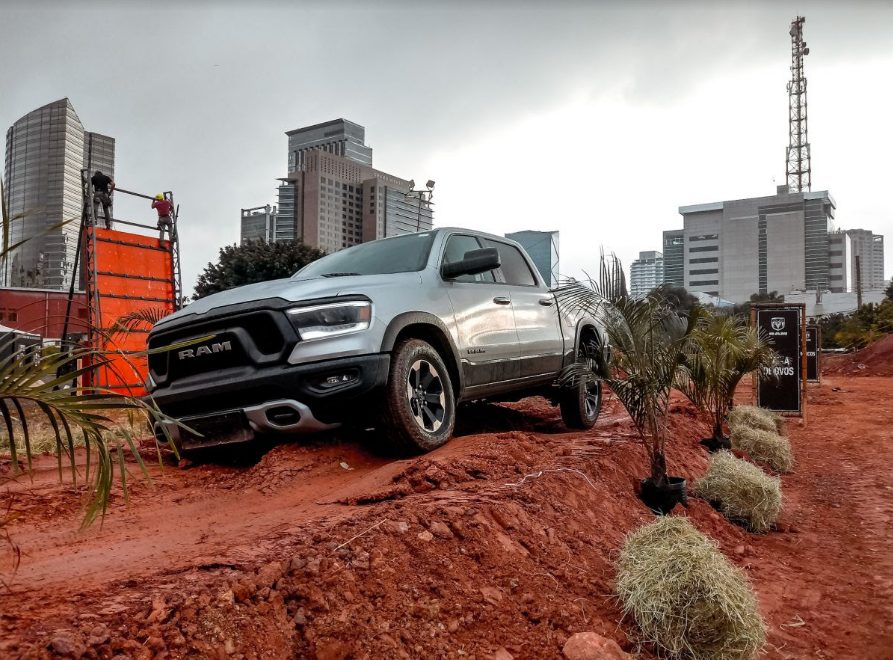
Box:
(493, 296, 511, 305)
(538, 298, 555, 306)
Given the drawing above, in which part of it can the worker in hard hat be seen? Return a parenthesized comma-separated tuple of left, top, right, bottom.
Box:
(151, 193, 174, 241)
(90, 170, 115, 229)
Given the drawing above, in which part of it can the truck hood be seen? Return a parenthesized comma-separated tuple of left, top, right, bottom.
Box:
(156, 272, 424, 326)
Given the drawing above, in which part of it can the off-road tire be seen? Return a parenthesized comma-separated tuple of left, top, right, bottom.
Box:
(560, 345, 602, 430)
(381, 339, 456, 454)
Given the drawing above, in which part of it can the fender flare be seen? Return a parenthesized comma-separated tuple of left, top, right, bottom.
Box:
(574, 316, 606, 359)
(381, 312, 464, 392)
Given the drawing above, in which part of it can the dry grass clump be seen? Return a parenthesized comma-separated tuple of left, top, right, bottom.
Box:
(731, 426, 794, 473)
(617, 516, 766, 660)
(729, 405, 784, 436)
(694, 451, 782, 533)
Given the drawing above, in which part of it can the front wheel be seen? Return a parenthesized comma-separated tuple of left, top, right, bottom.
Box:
(559, 345, 603, 430)
(380, 339, 456, 454)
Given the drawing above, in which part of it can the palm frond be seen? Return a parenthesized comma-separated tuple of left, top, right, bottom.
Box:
(106, 306, 171, 339)
(555, 252, 696, 481)
(676, 310, 778, 438)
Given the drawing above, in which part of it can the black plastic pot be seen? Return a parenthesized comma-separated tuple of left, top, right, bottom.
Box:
(699, 436, 732, 453)
(640, 476, 688, 515)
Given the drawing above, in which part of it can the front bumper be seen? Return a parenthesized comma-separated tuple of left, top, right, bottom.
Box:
(149, 353, 390, 447)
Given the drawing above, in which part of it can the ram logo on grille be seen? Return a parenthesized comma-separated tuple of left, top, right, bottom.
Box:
(178, 341, 232, 360)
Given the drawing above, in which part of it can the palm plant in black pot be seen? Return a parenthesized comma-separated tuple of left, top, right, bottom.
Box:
(555, 258, 697, 514)
(677, 312, 777, 452)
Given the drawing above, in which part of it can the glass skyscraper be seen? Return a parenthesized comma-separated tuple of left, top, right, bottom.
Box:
(3, 98, 114, 290)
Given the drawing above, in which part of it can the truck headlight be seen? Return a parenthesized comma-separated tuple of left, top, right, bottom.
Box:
(286, 301, 372, 341)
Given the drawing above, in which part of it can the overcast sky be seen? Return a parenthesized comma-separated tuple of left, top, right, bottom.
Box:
(3, 0, 892, 293)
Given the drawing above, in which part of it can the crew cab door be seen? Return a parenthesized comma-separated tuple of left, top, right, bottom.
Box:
(480, 238, 564, 380)
(440, 234, 520, 387)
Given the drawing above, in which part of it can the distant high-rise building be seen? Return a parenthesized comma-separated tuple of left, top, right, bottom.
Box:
(504, 230, 559, 287)
(287, 118, 372, 172)
(3, 98, 114, 290)
(841, 229, 885, 293)
(83, 131, 115, 181)
(827, 230, 853, 293)
(668, 188, 836, 302)
(240, 205, 276, 243)
(630, 250, 664, 298)
(662, 230, 684, 288)
(243, 119, 432, 251)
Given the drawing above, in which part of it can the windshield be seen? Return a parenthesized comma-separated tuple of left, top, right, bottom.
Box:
(295, 231, 437, 278)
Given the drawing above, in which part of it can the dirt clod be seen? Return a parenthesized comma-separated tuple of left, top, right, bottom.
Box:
(48, 630, 85, 658)
(429, 520, 454, 539)
(562, 632, 632, 660)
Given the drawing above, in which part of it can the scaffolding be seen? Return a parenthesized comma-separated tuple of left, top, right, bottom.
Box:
(58, 170, 183, 393)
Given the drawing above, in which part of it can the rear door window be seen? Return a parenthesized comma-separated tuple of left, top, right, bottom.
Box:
(481, 239, 538, 286)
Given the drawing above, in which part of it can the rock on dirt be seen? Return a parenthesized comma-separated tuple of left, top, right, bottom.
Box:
(429, 520, 454, 539)
(48, 630, 86, 658)
(562, 632, 632, 660)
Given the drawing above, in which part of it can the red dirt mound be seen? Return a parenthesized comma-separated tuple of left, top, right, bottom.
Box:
(1, 382, 892, 659)
(824, 333, 893, 376)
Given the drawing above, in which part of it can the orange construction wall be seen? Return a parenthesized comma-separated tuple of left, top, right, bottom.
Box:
(89, 228, 175, 396)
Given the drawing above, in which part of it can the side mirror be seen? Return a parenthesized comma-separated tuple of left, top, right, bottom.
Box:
(441, 247, 500, 279)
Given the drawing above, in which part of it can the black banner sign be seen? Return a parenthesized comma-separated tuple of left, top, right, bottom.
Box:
(805, 326, 820, 382)
(756, 307, 802, 413)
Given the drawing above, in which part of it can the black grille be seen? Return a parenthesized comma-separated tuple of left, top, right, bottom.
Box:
(148, 309, 294, 383)
(167, 333, 247, 380)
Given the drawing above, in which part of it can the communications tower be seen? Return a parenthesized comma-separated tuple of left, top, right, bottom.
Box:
(786, 15, 811, 193)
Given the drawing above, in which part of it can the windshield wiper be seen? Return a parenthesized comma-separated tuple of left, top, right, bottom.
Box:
(321, 272, 362, 278)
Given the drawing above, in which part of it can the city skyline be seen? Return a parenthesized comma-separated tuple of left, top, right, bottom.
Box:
(2, 2, 892, 292)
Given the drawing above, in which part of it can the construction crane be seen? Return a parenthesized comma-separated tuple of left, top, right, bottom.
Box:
(786, 15, 811, 193)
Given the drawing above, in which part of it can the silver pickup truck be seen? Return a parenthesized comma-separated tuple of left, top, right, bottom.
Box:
(148, 228, 607, 454)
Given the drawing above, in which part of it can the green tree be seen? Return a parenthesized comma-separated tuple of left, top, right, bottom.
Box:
(732, 290, 786, 317)
(194, 240, 325, 299)
(885, 280, 893, 302)
(750, 291, 785, 303)
(654, 285, 698, 315)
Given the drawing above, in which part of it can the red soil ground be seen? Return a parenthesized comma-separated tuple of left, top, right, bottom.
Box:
(824, 333, 893, 376)
(1, 375, 891, 659)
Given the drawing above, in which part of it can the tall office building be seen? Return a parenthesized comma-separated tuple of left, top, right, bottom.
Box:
(504, 230, 559, 287)
(667, 187, 836, 302)
(243, 119, 432, 251)
(3, 98, 114, 289)
(630, 250, 664, 299)
(287, 119, 372, 172)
